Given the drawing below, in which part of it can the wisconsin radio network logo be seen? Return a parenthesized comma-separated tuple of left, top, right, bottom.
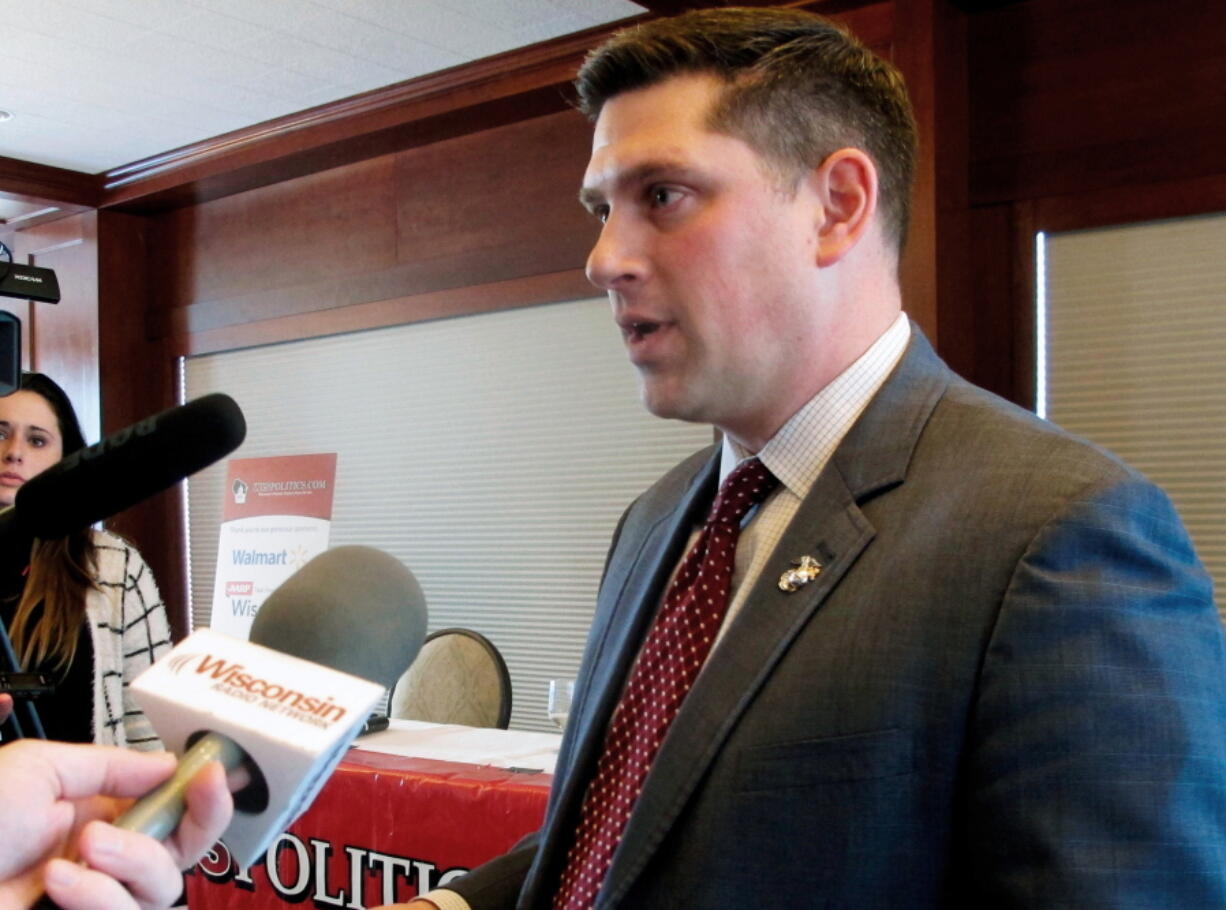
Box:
(168, 652, 200, 674)
(166, 651, 348, 726)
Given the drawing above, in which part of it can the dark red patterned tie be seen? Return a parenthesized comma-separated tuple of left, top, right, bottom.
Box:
(553, 457, 779, 909)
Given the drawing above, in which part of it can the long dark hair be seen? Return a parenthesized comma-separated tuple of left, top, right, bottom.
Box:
(6, 372, 98, 671)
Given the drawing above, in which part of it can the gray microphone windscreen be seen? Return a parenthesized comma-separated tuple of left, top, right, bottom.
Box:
(248, 546, 428, 692)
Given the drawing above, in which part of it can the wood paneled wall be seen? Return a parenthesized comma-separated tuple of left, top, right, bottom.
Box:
(942, 0, 1226, 408)
(968, 0, 1226, 208)
(2, 0, 1224, 635)
(150, 109, 601, 358)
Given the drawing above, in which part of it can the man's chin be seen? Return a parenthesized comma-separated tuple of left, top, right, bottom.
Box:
(640, 386, 708, 426)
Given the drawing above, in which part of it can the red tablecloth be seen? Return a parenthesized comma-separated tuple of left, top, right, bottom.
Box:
(186, 747, 551, 908)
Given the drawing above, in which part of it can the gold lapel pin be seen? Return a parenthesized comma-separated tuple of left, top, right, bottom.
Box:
(778, 555, 823, 592)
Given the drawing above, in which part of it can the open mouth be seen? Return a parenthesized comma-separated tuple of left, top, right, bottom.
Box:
(627, 321, 662, 342)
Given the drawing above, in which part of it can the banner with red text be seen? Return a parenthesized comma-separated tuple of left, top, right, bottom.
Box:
(210, 453, 338, 639)
(187, 750, 550, 909)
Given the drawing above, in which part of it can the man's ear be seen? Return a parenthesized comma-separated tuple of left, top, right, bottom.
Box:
(810, 148, 878, 267)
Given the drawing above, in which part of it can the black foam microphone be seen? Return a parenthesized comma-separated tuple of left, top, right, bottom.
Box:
(116, 546, 429, 867)
(7, 392, 246, 540)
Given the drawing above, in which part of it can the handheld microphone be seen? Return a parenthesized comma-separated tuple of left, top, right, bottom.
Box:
(121, 546, 429, 868)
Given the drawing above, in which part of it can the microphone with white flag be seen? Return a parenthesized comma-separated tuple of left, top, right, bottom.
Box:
(120, 546, 429, 868)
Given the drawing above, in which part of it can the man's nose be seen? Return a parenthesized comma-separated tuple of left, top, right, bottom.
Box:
(585, 213, 646, 291)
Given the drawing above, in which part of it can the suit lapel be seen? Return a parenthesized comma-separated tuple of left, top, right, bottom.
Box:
(571, 447, 719, 760)
(597, 457, 876, 904)
(599, 328, 951, 906)
(523, 447, 721, 906)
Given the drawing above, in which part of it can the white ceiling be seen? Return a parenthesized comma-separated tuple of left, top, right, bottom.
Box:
(0, 0, 645, 175)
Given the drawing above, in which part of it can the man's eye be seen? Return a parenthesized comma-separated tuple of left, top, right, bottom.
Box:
(30, 436, 46, 447)
(595, 205, 610, 224)
(650, 187, 681, 208)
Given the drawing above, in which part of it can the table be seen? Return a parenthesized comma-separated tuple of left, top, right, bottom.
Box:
(186, 721, 561, 909)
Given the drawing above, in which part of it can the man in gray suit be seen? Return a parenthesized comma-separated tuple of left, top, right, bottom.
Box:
(401, 7, 1226, 909)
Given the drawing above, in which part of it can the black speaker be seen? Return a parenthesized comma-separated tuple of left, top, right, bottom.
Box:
(0, 261, 60, 304)
(0, 310, 18, 397)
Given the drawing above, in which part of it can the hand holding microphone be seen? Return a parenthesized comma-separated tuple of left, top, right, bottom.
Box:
(1, 392, 430, 901)
(0, 740, 232, 910)
(28, 545, 428, 909)
(119, 546, 429, 868)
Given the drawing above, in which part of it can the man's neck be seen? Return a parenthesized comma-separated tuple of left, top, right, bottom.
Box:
(720, 305, 905, 453)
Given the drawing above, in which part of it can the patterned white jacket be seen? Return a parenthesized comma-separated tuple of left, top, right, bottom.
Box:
(87, 529, 172, 750)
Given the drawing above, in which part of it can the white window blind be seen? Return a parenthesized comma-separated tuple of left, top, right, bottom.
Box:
(182, 298, 714, 731)
(1043, 213, 1226, 617)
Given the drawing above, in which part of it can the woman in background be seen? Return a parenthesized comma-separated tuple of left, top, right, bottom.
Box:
(0, 372, 170, 748)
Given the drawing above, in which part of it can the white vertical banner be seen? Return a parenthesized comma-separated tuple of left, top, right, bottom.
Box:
(210, 453, 338, 640)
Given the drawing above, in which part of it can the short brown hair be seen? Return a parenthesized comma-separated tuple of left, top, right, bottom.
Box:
(575, 7, 918, 252)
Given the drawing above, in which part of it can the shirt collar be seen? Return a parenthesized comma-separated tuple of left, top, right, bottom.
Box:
(720, 312, 912, 498)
